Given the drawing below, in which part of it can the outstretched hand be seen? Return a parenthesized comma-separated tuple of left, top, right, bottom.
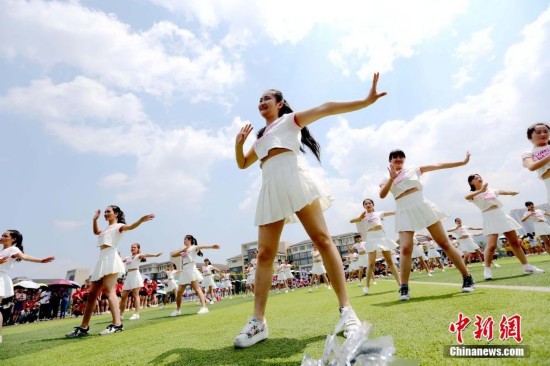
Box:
(387, 164, 399, 181)
(365, 72, 387, 105)
(464, 151, 471, 164)
(212, 244, 220, 249)
(236, 124, 253, 145)
(93, 209, 101, 220)
(41, 256, 55, 263)
(140, 214, 155, 223)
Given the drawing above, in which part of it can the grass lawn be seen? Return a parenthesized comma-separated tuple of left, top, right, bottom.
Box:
(1, 255, 548, 365)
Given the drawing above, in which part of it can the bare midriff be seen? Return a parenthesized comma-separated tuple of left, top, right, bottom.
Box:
(483, 206, 499, 212)
(100, 244, 111, 250)
(395, 187, 419, 200)
(260, 148, 292, 168)
(367, 225, 383, 232)
(542, 169, 550, 180)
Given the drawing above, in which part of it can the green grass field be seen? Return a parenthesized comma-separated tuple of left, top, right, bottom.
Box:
(1, 255, 549, 365)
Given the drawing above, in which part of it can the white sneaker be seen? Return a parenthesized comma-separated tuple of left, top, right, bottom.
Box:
(170, 310, 181, 317)
(308, 288, 312, 293)
(284, 289, 288, 293)
(524, 265, 545, 275)
(362, 286, 369, 295)
(372, 281, 377, 285)
(129, 313, 140, 320)
(209, 300, 214, 305)
(99, 323, 123, 336)
(234, 317, 268, 348)
(428, 273, 433, 277)
(197, 307, 209, 315)
(327, 285, 332, 290)
(492, 262, 501, 268)
(484, 267, 493, 280)
(339, 307, 361, 338)
(0, 335, 2, 343)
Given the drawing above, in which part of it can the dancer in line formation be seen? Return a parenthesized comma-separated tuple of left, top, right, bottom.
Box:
(170, 235, 220, 316)
(521, 201, 550, 254)
(233, 72, 386, 348)
(309, 244, 332, 292)
(162, 263, 178, 308)
(0, 230, 54, 343)
(447, 218, 485, 267)
(379, 150, 475, 300)
(119, 243, 161, 320)
(201, 258, 219, 304)
(466, 174, 544, 280)
(350, 199, 401, 294)
(65, 206, 154, 337)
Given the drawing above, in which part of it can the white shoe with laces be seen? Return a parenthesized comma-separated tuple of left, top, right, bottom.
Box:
(339, 307, 361, 338)
(129, 313, 140, 320)
(197, 306, 209, 315)
(170, 310, 181, 317)
(524, 265, 544, 275)
(234, 317, 268, 348)
(484, 267, 493, 280)
(99, 323, 123, 336)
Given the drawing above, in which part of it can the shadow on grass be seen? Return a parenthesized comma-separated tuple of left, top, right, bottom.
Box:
(148, 335, 326, 366)
(351, 290, 396, 299)
(370, 290, 475, 307)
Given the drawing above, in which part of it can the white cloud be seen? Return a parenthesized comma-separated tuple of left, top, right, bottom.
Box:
(0, 0, 243, 100)
(452, 27, 495, 88)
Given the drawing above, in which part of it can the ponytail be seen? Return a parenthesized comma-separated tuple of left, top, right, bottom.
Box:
(110, 205, 126, 224)
(8, 230, 23, 262)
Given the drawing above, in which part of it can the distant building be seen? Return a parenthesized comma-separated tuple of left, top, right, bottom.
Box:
(227, 254, 244, 274)
(65, 268, 91, 286)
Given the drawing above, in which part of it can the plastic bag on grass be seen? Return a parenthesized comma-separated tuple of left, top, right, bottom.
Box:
(301, 318, 395, 366)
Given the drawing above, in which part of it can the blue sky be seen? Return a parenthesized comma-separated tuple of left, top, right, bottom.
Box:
(2, 0, 550, 279)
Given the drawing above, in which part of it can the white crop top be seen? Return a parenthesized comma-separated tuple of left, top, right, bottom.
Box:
(247, 267, 255, 277)
(361, 212, 385, 230)
(0, 246, 21, 272)
(97, 223, 124, 248)
(523, 209, 548, 223)
(312, 251, 322, 262)
(470, 189, 503, 211)
(166, 270, 176, 280)
(451, 226, 472, 237)
(202, 264, 214, 275)
(382, 167, 423, 198)
(124, 255, 141, 271)
(181, 246, 200, 266)
(253, 113, 302, 160)
(522, 145, 550, 178)
(352, 242, 366, 253)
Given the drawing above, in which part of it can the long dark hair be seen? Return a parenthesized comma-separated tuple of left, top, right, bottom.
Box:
(8, 230, 24, 262)
(185, 234, 203, 257)
(388, 149, 406, 162)
(467, 174, 479, 191)
(257, 89, 321, 163)
(110, 205, 126, 224)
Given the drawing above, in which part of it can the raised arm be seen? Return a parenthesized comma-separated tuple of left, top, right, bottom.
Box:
(382, 211, 395, 217)
(196, 244, 221, 251)
(498, 190, 519, 196)
(349, 211, 366, 223)
(138, 252, 163, 259)
(92, 209, 101, 235)
(420, 152, 470, 174)
(465, 182, 488, 201)
(379, 164, 399, 199)
(235, 124, 258, 169)
(521, 212, 534, 222)
(121, 214, 155, 232)
(295, 73, 386, 128)
(447, 226, 459, 232)
(13, 252, 55, 264)
(523, 155, 550, 171)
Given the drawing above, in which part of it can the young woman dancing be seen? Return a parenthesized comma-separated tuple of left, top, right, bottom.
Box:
(66, 206, 154, 337)
(201, 258, 219, 304)
(162, 263, 179, 308)
(521, 201, 550, 254)
(522, 123, 550, 203)
(0, 230, 54, 343)
(447, 218, 486, 267)
(466, 175, 545, 280)
(119, 243, 161, 320)
(170, 235, 219, 316)
(234, 73, 386, 347)
(350, 199, 401, 294)
(379, 150, 474, 301)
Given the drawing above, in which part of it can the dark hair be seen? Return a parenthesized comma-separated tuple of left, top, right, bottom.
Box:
(525, 201, 534, 207)
(204, 258, 211, 265)
(185, 235, 203, 256)
(388, 149, 406, 162)
(7, 230, 24, 262)
(256, 89, 321, 163)
(454, 218, 461, 223)
(109, 205, 126, 224)
(467, 174, 479, 191)
(362, 198, 374, 206)
(526, 123, 550, 140)
(353, 234, 361, 240)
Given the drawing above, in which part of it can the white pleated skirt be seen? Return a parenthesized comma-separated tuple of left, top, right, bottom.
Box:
(177, 264, 203, 285)
(123, 270, 143, 290)
(223, 280, 233, 289)
(533, 220, 550, 236)
(544, 178, 550, 204)
(411, 245, 427, 259)
(348, 260, 359, 271)
(458, 237, 481, 253)
(255, 152, 334, 226)
(246, 276, 255, 285)
(277, 273, 287, 281)
(394, 191, 448, 232)
(284, 269, 293, 279)
(356, 253, 369, 267)
(166, 279, 178, 292)
(201, 274, 216, 288)
(481, 208, 522, 235)
(0, 271, 14, 298)
(365, 230, 399, 252)
(311, 261, 327, 275)
(91, 247, 125, 281)
(427, 248, 441, 258)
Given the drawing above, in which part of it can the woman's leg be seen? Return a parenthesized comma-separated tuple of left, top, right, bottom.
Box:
(365, 252, 377, 289)
(132, 289, 141, 314)
(119, 290, 130, 316)
(381, 251, 401, 286)
(398, 231, 414, 285)
(190, 281, 207, 307)
(80, 280, 103, 328)
(484, 234, 498, 268)
(253, 219, 285, 320)
(102, 274, 121, 325)
(427, 221, 469, 276)
(296, 200, 348, 308)
(175, 285, 184, 311)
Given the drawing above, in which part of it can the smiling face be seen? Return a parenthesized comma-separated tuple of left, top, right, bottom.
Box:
(1, 231, 14, 247)
(528, 123, 550, 147)
(258, 91, 282, 121)
(104, 206, 117, 222)
(468, 174, 483, 190)
(455, 218, 462, 226)
(363, 199, 375, 212)
(389, 150, 406, 170)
